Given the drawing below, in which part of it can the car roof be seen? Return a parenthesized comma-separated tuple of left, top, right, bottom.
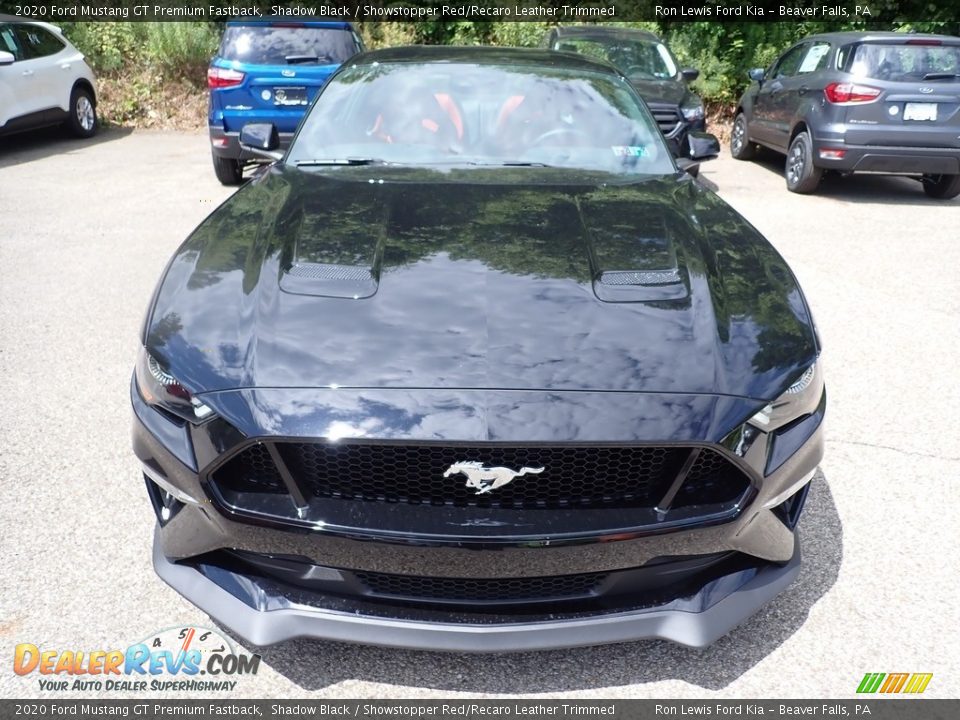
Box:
(802, 30, 960, 44)
(345, 45, 620, 74)
(225, 17, 354, 29)
(550, 25, 662, 43)
(0, 15, 64, 35)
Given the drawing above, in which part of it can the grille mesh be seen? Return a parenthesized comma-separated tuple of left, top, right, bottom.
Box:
(671, 450, 747, 508)
(354, 571, 606, 602)
(277, 443, 684, 509)
(211, 443, 752, 512)
(215, 443, 286, 494)
(649, 105, 683, 136)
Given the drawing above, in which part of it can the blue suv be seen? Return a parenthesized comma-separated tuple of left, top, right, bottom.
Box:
(207, 19, 363, 185)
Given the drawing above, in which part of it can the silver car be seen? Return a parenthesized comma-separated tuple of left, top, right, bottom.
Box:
(732, 31, 960, 199)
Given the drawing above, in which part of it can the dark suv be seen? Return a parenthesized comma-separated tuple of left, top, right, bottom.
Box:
(543, 26, 704, 158)
(208, 19, 363, 185)
(732, 32, 960, 199)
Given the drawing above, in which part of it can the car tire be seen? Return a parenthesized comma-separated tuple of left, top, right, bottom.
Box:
(730, 113, 755, 160)
(213, 154, 244, 186)
(785, 131, 821, 194)
(65, 86, 97, 139)
(922, 173, 960, 200)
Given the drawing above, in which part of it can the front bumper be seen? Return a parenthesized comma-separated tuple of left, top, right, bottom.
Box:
(153, 530, 801, 651)
(133, 381, 823, 651)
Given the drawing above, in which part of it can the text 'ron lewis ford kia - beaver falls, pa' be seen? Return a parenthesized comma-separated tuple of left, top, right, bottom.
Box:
(131, 46, 826, 652)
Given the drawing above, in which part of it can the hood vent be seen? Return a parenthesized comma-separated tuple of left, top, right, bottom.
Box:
(288, 263, 373, 282)
(599, 269, 681, 286)
(278, 199, 384, 299)
(281, 260, 379, 299)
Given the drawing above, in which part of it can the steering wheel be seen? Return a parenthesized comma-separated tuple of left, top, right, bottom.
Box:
(529, 128, 592, 147)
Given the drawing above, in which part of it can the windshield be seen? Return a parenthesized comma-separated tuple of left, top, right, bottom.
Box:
(287, 61, 673, 174)
(839, 42, 960, 81)
(554, 38, 679, 80)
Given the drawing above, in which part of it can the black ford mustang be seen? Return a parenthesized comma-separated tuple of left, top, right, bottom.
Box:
(132, 47, 825, 651)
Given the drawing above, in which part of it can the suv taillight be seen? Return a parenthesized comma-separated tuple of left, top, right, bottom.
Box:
(207, 67, 245, 89)
(824, 82, 882, 104)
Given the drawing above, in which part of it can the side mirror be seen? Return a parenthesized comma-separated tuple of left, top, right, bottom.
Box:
(681, 68, 699, 82)
(239, 123, 282, 160)
(687, 131, 720, 161)
(748, 68, 766, 82)
(0, 51, 15, 66)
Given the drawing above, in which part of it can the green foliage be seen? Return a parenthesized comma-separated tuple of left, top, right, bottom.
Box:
(58, 18, 960, 107)
(60, 21, 217, 83)
(142, 22, 219, 81)
(58, 22, 145, 74)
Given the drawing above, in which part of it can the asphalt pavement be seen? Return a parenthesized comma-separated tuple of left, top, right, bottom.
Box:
(1, 128, 958, 699)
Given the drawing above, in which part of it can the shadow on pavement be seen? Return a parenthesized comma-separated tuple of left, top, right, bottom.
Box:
(0, 125, 133, 169)
(746, 149, 954, 206)
(255, 469, 841, 694)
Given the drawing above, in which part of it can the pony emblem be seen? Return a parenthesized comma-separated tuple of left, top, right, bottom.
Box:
(443, 461, 545, 495)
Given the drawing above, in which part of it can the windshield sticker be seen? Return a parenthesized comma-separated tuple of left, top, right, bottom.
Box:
(612, 146, 648, 157)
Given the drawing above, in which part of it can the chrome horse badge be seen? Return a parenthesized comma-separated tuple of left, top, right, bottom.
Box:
(443, 461, 545, 495)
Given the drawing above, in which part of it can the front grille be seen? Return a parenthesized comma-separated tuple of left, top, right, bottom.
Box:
(354, 570, 606, 603)
(215, 443, 286, 494)
(671, 449, 748, 508)
(278, 443, 685, 509)
(211, 441, 753, 514)
(648, 104, 683, 137)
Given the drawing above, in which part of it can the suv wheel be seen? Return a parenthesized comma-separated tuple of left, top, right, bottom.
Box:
(213, 154, 244, 186)
(785, 131, 822, 194)
(730, 113, 755, 160)
(66, 87, 97, 139)
(922, 173, 960, 200)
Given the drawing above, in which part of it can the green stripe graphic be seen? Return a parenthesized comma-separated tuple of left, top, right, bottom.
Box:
(856, 673, 886, 693)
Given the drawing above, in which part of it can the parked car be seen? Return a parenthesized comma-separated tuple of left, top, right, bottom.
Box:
(732, 31, 960, 199)
(133, 46, 824, 652)
(0, 16, 97, 139)
(543, 26, 705, 159)
(207, 18, 363, 185)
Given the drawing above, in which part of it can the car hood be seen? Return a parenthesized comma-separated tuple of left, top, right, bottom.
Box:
(145, 165, 816, 402)
(628, 78, 690, 107)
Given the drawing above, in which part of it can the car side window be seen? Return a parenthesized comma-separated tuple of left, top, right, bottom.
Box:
(797, 42, 832, 74)
(772, 44, 809, 79)
(12, 25, 64, 60)
(0, 24, 22, 60)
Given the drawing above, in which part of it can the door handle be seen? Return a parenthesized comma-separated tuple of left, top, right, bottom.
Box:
(21, 69, 33, 76)
(60, 63, 72, 70)
(798, 86, 809, 96)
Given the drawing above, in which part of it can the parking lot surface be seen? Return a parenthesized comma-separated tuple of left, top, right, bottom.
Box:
(1, 129, 958, 699)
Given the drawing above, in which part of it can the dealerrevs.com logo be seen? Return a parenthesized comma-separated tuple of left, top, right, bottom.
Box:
(13, 626, 260, 692)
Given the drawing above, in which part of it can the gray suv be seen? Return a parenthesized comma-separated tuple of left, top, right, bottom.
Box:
(732, 32, 960, 199)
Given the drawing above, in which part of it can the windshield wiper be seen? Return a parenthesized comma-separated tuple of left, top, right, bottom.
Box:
(294, 158, 389, 167)
(922, 72, 957, 80)
(464, 160, 556, 168)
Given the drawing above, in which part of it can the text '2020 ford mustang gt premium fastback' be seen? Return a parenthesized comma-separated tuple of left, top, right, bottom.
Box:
(132, 47, 825, 652)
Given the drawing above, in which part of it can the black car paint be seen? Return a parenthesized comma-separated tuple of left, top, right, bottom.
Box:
(135, 46, 824, 650)
(145, 167, 815, 401)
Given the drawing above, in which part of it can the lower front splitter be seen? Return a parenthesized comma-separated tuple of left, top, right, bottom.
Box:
(152, 530, 801, 652)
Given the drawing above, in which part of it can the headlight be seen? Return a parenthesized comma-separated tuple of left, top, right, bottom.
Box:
(135, 348, 213, 423)
(749, 362, 823, 432)
(681, 103, 705, 122)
